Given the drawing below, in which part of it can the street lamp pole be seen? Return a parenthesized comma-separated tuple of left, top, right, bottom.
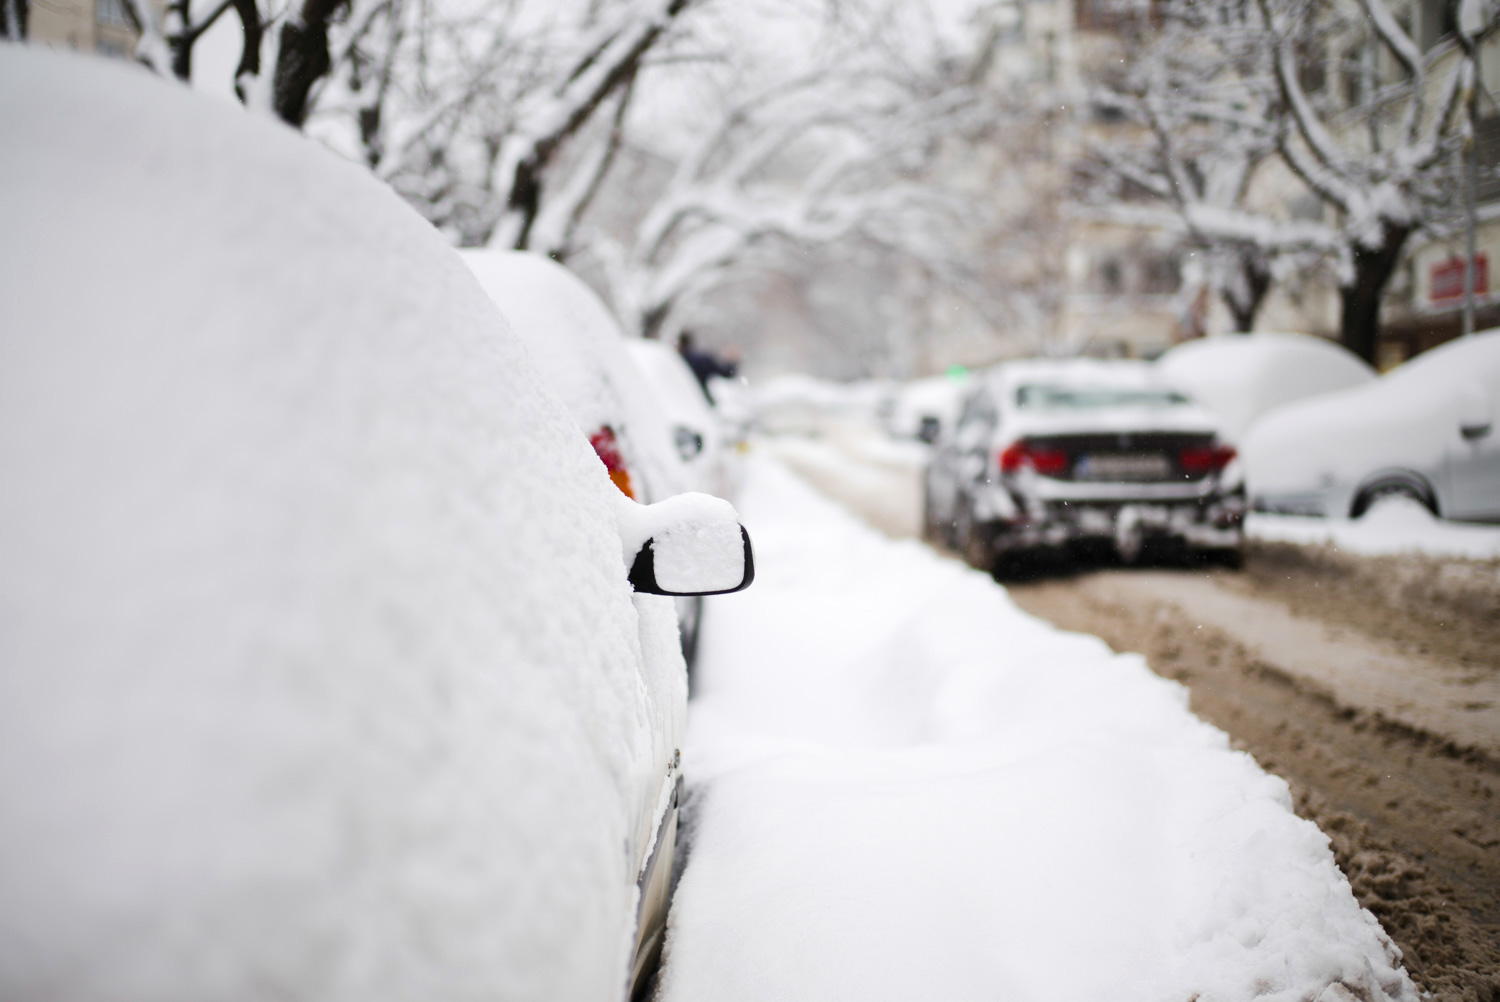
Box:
(1465, 83, 1478, 337)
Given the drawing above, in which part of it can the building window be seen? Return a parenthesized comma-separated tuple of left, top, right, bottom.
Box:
(1140, 253, 1180, 294)
(97, 0, 130, 28)
(1097, 258, 1124, 294)
(1417, 0, 1455, 52)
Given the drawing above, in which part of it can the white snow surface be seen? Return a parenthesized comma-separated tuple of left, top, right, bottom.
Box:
(1, 48, 682, 1001)
(460, 249, 684, 503)
(1249, 499, 1500, 561)
(614, 493, 747, 593)
(1157, 333, 1376, 441)
(657, 454, 1415, 1002)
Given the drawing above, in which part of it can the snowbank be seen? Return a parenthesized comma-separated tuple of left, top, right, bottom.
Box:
(1, 48, 676, 1001)
(749, 374, 893, 434)
(1249, 499, 1500, 561)
(657, 455, 1414, 1002)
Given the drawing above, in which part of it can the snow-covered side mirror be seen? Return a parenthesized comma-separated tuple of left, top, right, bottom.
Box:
(1459, 384, 1493, 441)
(617, 493, 754, 597)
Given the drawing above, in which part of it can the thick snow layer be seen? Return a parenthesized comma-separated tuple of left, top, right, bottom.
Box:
(1, 47, 680, 1001)
(615, 493, 747, 593)
(460, 250, 685, 504)
(624, 339, 731, 498)
(750, 374, 895, 434)
(1242, 331, 1500, 503)
(1249, 500, 1500, 560)
(1157, 333, 1375, 441)
(656, 454, 1415, 1002)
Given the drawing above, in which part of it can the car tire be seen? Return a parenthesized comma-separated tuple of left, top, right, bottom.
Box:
(920, 475, 943, 545)
(957, 502, 994, 572)
(1198, 544, 1243, 570)
(1350, 475, 1437, 519)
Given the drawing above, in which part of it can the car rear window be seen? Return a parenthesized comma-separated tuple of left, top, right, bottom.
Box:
(1015, 385, 1190, 410)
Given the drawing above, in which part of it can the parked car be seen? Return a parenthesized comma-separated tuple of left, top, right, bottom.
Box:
(1244, 330, 1500, 521)
(1156, 332, 1376, 440)
(624, 337, 731, 500)
(461, 250, 717, 666)
(924, 359, 1246, 567)
(881, 373, 972, 444)
(0, 48, 750, 1002)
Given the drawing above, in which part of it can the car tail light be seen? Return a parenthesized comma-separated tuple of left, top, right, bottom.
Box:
(590, 426, 637, 499)
(1179, 444, 1237, 474)
(999, 440, 1070, 477)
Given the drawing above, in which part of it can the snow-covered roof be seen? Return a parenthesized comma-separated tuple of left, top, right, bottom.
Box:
(461, 249, 686, 502)
(1157, 333, 1375, 441)
(1, 47, 675, 999)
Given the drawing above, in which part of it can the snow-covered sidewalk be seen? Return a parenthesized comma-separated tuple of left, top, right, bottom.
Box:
(655, 455, 1414, 1002)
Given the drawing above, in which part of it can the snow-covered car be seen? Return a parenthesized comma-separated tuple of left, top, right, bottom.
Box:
(461, 250, 719, 664)
(881, 373, 972, 443)
(0, 48, 751, 1001)
(1156, 332, 1376, 440)
(624, 337, 731, 500)
(924, 359, 1246, 567)
(1244, 330, 1500, 521)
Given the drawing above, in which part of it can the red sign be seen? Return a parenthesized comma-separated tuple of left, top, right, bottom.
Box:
(1431, 254, 1488, 302)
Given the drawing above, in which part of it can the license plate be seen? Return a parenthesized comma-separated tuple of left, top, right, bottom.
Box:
(1076, 452, 1170, 481)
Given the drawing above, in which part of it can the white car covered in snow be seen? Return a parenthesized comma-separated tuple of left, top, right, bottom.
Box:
(625, 337, 733, 500)
(1244, 330, 1500, 522)
(0, 47, 750, 1002)
(1156, 332, 1376, 441)
(461, 251, 727, 665)
(924, 359, 1246, 567)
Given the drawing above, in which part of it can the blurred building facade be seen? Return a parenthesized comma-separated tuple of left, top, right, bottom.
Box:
(24, 0, 140, 59)
(976, 0, 1500, 368)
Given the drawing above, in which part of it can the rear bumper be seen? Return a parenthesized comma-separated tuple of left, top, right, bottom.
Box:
(983, 492, 1246, 552)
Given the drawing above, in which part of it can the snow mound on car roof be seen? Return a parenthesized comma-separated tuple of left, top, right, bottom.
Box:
(1157, 333, 1375, 441)
(0, 47, 657, 1001)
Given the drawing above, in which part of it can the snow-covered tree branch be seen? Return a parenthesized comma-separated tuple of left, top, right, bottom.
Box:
(577, 2, 1002, 340)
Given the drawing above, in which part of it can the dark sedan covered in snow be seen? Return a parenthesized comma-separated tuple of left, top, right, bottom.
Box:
(923, 360, 1246, 569)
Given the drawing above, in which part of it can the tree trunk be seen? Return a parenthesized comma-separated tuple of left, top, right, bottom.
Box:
(1339, 223, 1411, 364)
(169, 6, 193, 81)
(506, 153, 543, 250)
(231, 0, 262, 102)
(640, 302, 671, 340)
(3, 0, 29, 40)
(1224, 254, 1272, 333)
(272, 0, 347, 127)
